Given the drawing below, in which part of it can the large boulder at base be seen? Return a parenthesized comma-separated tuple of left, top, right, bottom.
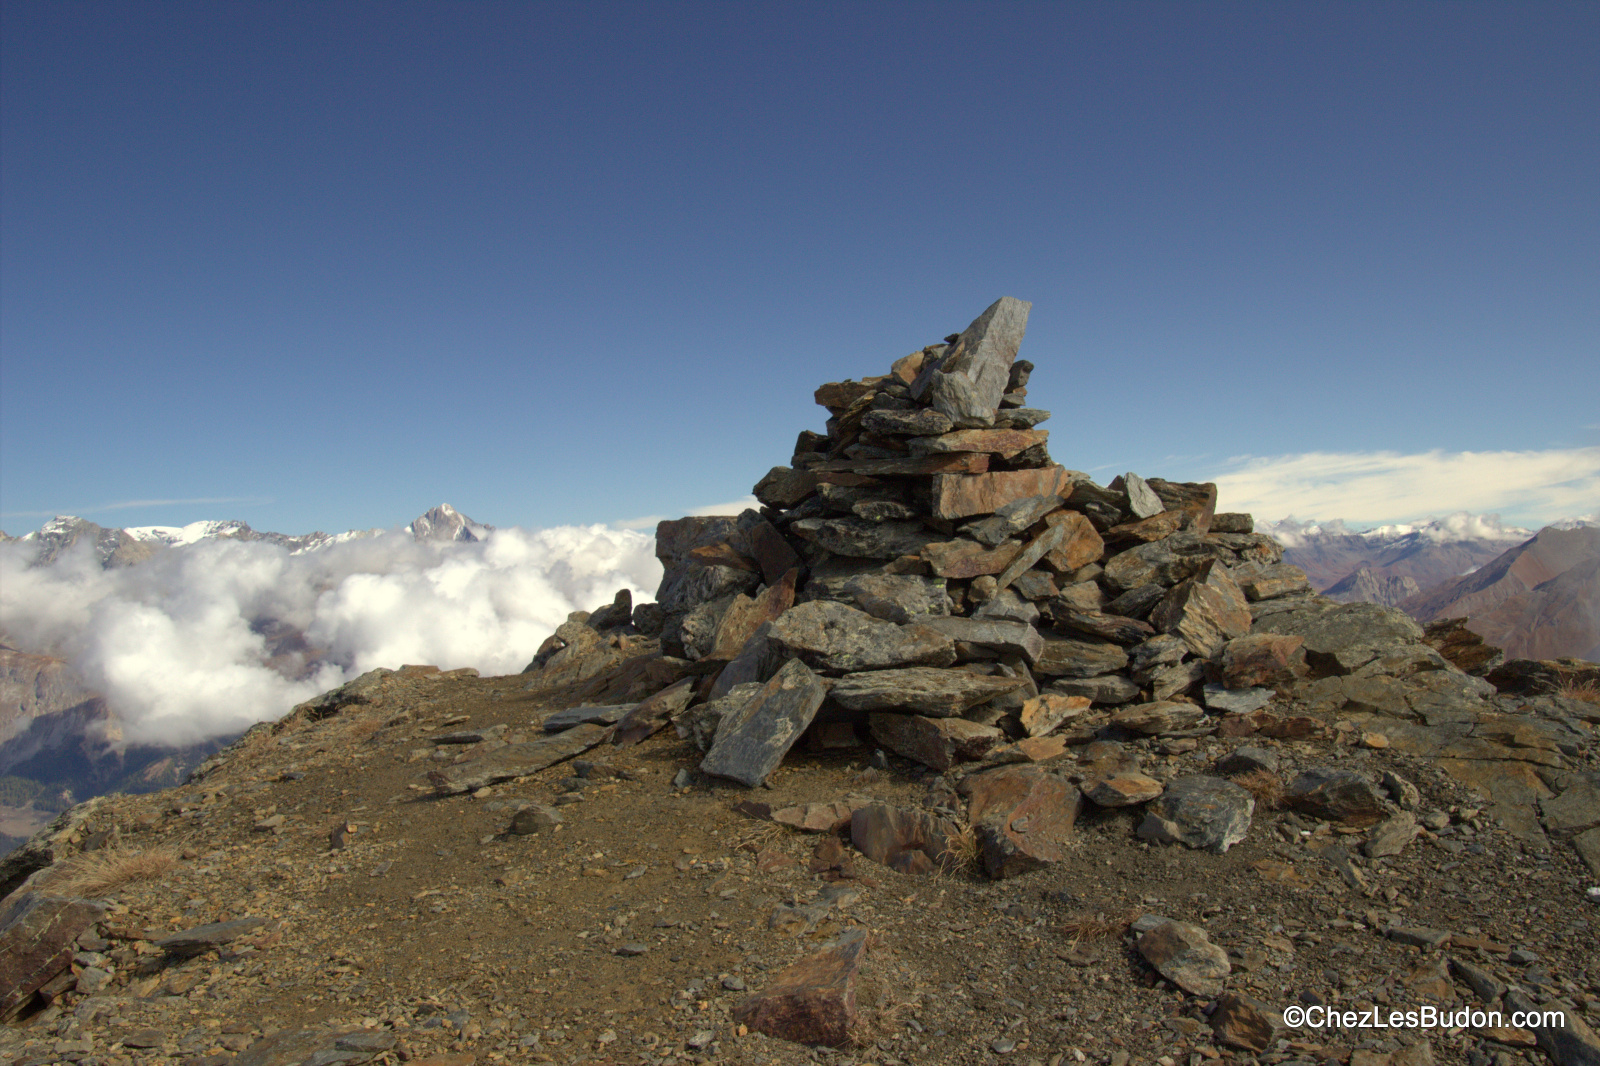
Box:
(701, 660, 828, 787)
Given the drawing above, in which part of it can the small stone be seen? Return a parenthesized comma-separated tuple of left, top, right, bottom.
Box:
(1137, 920, 1231, 996)
(1365, 812, 1420, 858)
(509, 804, 563, 835)
(1082, 773, 1164, 807)
(616, 942, 650, 956)
(733, 928, 869, 1046)
(1137, 775, 1254, 854)
(1210, 992, 1280, 1052)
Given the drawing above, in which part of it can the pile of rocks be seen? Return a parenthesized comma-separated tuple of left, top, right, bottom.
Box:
(622, 298, 1312, 776)
(511, 297, 1595, 889)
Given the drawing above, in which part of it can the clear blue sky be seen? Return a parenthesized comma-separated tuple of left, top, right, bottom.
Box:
(4, 1, 1597, 535)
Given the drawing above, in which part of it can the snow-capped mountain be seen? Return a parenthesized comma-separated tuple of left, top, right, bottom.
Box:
(6, 505, 482, 568)
(404, 503, 493, 544)
(1257, 512, 1533, 592)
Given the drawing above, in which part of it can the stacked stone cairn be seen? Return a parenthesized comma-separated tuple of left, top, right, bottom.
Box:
(525, 297, 1332, 878)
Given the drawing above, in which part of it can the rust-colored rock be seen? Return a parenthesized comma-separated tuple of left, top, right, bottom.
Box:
(930, 466, 1074, 520)
(1210, 992, 1280, 1051)
(849, 804, 962, 875)
(922, 539, 1023, 579)
(1105, 511, 1185, 544)
(1041, 511, 1105, 572)
(772, 801, 856, 833)
(705, 570, 798, 662)
(961, 765, 1080, 878)
(1219, 633, 1308, 689)
(1019, 693, 1091, 736)
(734, 929, 870, 1046)
(909, 428, 1048, 459)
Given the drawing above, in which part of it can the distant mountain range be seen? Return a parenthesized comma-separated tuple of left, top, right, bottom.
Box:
(1262, 512, 1600, 662)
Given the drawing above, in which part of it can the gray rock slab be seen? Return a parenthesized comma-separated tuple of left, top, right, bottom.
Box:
(860, 408, 954, 437)
(155, 917, 268, 957)
(701, 659, 827, 787)
(1254, 601, 1425, 676)
(768, 600, 957, 673)
(1203, 683, 1275, 714)
(828, 667, 1025, 717)
(1122, 472, 1165, 519)
(1046, 674, 1141, 704)
(542, 704, 632, 732)
(960, 494, 1065, 547)
(1137, 775, 1254, 853)
(917, 616, 1044, 663)
(789, 517, 941, 560)
(804, 572, 950, 624)
(427, 723, 609, 794)
(1287, 767, 1390, 826)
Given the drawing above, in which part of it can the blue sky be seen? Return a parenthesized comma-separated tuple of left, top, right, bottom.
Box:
(4, 1, 1597, 536)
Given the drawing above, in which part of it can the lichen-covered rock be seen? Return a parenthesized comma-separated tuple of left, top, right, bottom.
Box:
(1137, 775, 1254, 853)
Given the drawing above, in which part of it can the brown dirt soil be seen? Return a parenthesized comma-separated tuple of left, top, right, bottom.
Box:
(2, 665, 1598, 1066)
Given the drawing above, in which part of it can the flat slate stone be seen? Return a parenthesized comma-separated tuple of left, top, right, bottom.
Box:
(804, 572, 950, 624)
(1033, 636, 1129, 678)
(828, 667, 1025, 717)
(542, 705, 632, 732)
(427, 723, 610, 794)
(155, 917, 268, 957)
(930, 466, 1074, 520)
(701, 659, 827, 788)
(917, 616, 1044, 663)
(788, 517, 942, 560)
(768, 600, 957, 673)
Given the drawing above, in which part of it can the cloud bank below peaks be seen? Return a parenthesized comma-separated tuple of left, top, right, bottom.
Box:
(0, 524, 661, 748)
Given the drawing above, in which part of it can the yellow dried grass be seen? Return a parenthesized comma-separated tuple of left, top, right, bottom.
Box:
(52, 847, 177, 899)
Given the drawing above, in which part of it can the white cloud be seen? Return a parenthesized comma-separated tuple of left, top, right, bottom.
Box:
(1208, 447, 1600, 527)
(0, 525, 661, 747)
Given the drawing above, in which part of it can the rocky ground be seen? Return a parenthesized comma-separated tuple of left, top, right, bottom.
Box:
(1, 657, 1597, 1066)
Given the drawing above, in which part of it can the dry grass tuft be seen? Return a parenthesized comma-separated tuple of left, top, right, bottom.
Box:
(1060, 907, 1139, 943)
(1230, 769, 1285, 810)
(52, 847, 177, 899)
(937, 823, 980, 875)
(1557, 679, 1600, 705)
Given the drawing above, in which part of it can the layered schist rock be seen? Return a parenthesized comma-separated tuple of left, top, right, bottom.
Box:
(512, 297, 1598, 886)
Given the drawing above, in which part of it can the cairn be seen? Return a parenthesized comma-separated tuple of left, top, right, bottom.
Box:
(504, 297, 1332, 876)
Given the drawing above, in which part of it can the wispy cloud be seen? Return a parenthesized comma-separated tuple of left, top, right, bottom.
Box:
(1, 496, 270, 520)
(614, 495, 761, 531)
(1208, 447, 1600, 526)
